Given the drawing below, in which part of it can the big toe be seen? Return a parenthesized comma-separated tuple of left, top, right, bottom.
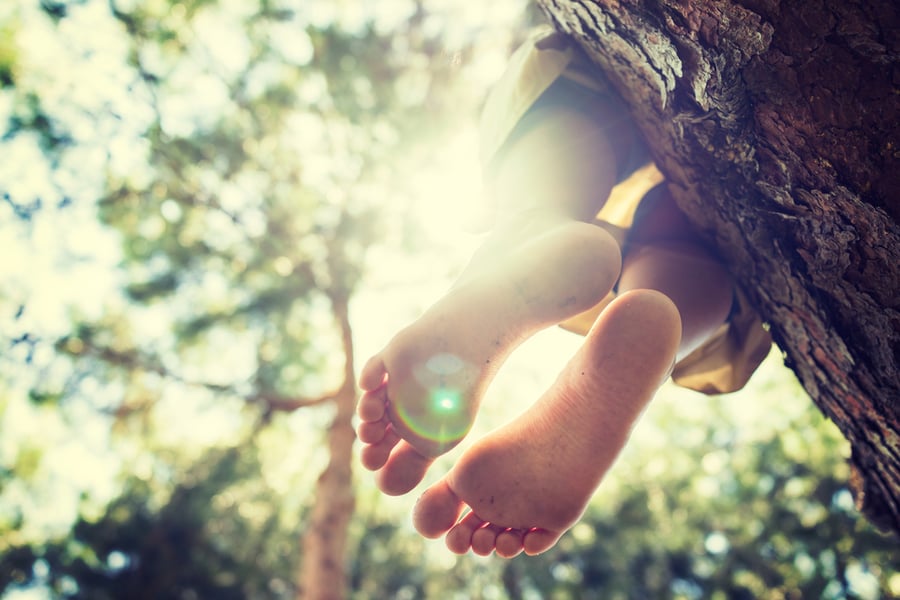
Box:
(413, 480, 466, 539)
(376, 442, 435, 496)
(358, 355, 387, 391)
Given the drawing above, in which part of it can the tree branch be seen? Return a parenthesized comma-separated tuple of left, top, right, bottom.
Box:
(62, 336, 340, 415)
(251, 390, 339, 413)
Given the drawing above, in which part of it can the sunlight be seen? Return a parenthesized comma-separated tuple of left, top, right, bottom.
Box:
(0, 201, 122, 335)
(193, 7, 251, 76)
(159, 68, 231, 137)
(0, 384, 120, 541)
(268, 22, 314, 66)
(408, 128, 488, 236)
(0, 134, 55, 209)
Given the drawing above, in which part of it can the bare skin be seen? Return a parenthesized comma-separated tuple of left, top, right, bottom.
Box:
(412, 289, 681, 557)
(358, 218, 620, 495)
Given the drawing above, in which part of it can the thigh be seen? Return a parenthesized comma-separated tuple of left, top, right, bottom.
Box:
(490, 81, 647, 223)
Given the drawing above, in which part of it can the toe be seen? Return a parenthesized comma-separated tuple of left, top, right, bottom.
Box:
(357, 419, 387, 444)
(357, 388, 386, 422)
(523, 528, 562, 556)
(471, 523, 501, 556)
(359, 355, 387, 391)
(360, 427, 400, 471)
(446, 511, 483, 554)
(413, 480, 466, 539)
(376, 441, 434, 496)
(495, 529, 525, 558)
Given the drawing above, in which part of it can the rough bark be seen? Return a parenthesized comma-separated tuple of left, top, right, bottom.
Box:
(539, 0, 899, 533)
(297, 295, 357, 599)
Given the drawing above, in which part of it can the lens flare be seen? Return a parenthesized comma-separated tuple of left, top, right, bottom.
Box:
(430, 387, 463, 415)
(392, 353, 474, 445)
(394, 386, 471, 444)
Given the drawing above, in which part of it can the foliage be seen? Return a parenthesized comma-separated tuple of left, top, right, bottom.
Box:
(3, 444, 299, 599)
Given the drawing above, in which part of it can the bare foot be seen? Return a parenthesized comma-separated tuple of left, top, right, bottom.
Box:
(411, 289, 681, 557)
(357, 219, 621, 496)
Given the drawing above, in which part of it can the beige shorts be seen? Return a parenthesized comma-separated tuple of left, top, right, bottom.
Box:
(482, 27, 772, 394)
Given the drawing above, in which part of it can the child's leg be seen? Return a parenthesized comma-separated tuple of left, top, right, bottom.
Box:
(412, 188, 735, 557)
(617, 185, 734, 360)
(357, 96, 635, 496)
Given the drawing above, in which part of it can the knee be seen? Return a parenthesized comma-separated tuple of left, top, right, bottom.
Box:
(618, 241, 733, 358)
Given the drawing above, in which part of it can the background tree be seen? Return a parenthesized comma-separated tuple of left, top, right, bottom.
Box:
(538, 0, 899, 534)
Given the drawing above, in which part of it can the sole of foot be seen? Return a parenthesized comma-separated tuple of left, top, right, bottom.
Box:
(411, 289, 681, 556)
(357, 220, 622, 496)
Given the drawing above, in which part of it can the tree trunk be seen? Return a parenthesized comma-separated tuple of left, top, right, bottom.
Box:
(539, 0, 899, 533)
(298, 295, 357, 599)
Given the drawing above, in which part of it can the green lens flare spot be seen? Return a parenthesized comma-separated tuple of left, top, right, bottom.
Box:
(430, 388, 463, 415)
(393, 386, 470, 445)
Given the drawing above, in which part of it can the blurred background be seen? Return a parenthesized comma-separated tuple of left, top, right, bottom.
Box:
(0, 1, 896, 598)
